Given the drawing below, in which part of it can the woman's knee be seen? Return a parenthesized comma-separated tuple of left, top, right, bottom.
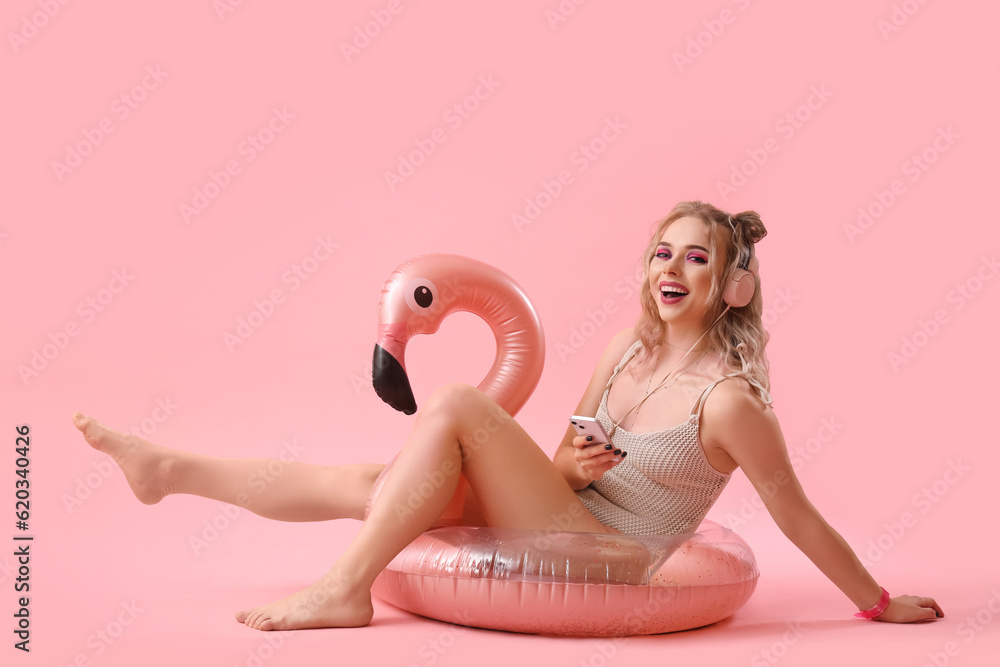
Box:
(422, 383, 513, 455)
(423, 383, 487, 426)
(423, 382, 481, 413)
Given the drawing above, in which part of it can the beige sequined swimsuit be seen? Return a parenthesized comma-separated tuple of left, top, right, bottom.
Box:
(575, 340, 738, 535)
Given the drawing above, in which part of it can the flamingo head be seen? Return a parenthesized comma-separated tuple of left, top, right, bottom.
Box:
(373, 254, 466, 415)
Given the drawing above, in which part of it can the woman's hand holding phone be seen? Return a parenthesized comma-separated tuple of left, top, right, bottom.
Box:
(569, 415, 627, 484)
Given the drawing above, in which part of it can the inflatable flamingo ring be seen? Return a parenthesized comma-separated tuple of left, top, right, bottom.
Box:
(366, 253, 759, 636)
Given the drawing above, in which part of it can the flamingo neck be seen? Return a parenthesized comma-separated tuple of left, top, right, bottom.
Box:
(448, 273, 545, 416)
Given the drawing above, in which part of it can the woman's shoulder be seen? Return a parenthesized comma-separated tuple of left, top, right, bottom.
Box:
(587, 328, 641, 385)
(569, 328, 643, 420)
(701, 374, 774, 425)
(605, 328, 641, 364)
(699, 375, 782, 462)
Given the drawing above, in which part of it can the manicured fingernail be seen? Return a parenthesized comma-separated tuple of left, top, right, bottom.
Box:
(586, 435, 593, 442)
(605, 444, 613, 450)
(621, 451, 627, 458)
(614, 449, 621, 455)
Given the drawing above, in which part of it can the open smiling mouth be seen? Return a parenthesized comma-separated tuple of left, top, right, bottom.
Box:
(660, 286, 689, 303)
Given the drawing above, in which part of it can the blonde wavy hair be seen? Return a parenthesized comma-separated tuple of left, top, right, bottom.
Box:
(632, 201, 772, 405)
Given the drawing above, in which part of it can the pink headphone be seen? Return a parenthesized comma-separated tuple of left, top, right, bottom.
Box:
(723, 215, 759, 309)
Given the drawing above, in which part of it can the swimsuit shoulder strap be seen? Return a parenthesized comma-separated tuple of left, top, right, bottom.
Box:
(689, 372, 774, 418)
(690, 375, 733, 419)
(603, 340, 644, 391)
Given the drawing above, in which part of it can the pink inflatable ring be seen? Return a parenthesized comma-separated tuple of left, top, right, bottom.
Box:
(368, 254, 759, 636)
(369, 519, 758, 636)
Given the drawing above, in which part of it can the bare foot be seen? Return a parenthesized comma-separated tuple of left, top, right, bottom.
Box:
(235, 571, 374, 631)
(72, 412, 176, 504)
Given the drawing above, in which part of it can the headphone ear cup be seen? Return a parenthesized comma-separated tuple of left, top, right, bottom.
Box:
(724, 268, 755, 308)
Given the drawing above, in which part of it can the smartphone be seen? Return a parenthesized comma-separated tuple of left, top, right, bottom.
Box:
(569, 415, 611, 445)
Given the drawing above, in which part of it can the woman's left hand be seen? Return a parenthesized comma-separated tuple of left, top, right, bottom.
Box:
(874, 595, 944, 622)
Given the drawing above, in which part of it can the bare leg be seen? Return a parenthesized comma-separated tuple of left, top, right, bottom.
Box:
(235, 383, 617, 631)
(72, 412, 384, 521)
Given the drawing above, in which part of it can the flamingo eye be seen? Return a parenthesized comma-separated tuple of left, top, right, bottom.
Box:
(414, 286, 433, 308)
(404, 278, 438, 313)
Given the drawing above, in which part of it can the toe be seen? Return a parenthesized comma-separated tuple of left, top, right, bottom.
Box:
(72, 412, 89, 432)
(74, 414, 111, 451)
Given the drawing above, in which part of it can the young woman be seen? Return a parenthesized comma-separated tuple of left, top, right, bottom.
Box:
(73, 201, 943, 630)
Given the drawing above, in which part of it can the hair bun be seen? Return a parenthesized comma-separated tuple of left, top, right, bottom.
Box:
(731, 211, 767, 245)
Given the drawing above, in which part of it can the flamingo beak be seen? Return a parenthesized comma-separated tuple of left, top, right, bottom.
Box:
(373, 343, 416, 415)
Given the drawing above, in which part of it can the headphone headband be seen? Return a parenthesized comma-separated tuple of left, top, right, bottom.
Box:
(724, 214, 757, 307)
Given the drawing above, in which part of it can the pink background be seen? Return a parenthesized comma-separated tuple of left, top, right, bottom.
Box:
(3, 1, 998, 665)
